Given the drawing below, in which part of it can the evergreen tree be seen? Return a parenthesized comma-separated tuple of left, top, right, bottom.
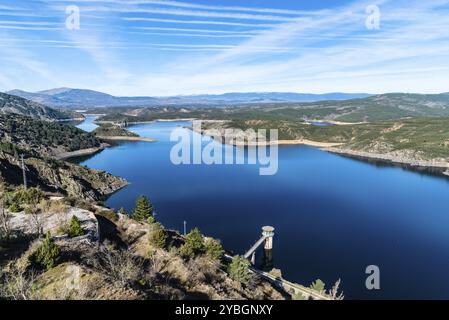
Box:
(204, 238, 224, 260)
(132, 195, 154, 221)
(310, 279, 326, 293)
(149, 222, 167, 249)
(68, 216, 85, 238)
(29, 233, 60, 270)
(227, 255, 253, 285)
(180, 227, 205, 258)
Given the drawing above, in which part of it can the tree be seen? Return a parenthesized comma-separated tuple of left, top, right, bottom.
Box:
(227, 255, 254, 286)
(180, 227, 205, 259)
(29, 233, 60, 270)
(68, 216, 85, 238)
(149, 222, 167, 249)
(310, 279, 326, 293)
(132, 195, 154, 221)
(204, 238, 224, 260)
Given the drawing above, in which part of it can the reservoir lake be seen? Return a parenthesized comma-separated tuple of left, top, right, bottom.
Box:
(77, 115, 449, 299)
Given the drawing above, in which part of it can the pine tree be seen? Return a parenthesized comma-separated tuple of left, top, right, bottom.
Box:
(227, 255, 253, 285)
(180, 227, 205, 258)
(204, 238, 224, 260)
(132, 195, 154, 221)
(30, 233, 60, 270)
(68, 216, 85, 238)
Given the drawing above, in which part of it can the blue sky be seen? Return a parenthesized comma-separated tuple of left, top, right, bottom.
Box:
(0, 0, 448, 96)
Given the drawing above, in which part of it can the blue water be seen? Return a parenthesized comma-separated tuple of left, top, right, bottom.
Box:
(77, 118, 449, 299)
(76, 115, 99, 132)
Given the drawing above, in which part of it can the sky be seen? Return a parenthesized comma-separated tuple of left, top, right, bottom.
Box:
(0, 0, 448, 96)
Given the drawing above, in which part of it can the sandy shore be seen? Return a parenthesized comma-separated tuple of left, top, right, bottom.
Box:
(230, 139, 344, 147)
(96, 135, 156, 142)
(55, 144, 108, 160)
(306, 119, 367, 126)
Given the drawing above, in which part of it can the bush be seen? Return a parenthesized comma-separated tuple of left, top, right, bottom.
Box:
(310, 279, 326, 293)
(118, 207, 127, 215)
(8, 203, 20, 213)
(68, 216, 85, 238)
(132, 195, 154, 221)
(227, 255, 253, 285)
(4, 188, 44, 212)
(180, 228, 205, 259)
(292, 292, 307, 300)
(149, 223, 167, 249)
(204, 238, 224, 260)
(29, 233, 60, 270)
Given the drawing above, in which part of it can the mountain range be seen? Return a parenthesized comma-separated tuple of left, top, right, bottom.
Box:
(6, 88, 372, 108)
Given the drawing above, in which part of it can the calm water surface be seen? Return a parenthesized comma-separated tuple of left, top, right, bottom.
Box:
(77, 117, 449, 299)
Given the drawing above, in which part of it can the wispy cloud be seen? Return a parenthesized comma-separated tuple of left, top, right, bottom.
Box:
(2, 0, 449, 94)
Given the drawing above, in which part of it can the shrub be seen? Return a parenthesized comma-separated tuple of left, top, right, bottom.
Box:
(68, 216, 85, 238)
(227, 255, 253, 285)
(310, 279, 326, 293)
(4, 188, 44, 212)
(16, 188, 43, 206)
(29, 233, 60, 270)
(180, 228, 205, 259)
(149, 223, 167, 249)
(204, 238, 224, 260)
(292, 292, 307, 300)
(118, 207, 127, 215)
(132, 195, 154, 221)
(8, 203, 20, 213)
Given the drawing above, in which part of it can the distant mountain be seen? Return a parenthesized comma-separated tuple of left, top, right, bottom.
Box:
(175, 92, 372, 103)
(0, 92, 82, 121)
(7, 88, 372, 108)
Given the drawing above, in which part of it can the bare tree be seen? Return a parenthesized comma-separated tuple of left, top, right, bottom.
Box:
(328, 279, 344, 300)
(0, 267, 37, 300)
(0, 198, 11, 241)
(88, 242, 145, 287)
(28, 207, 44, 237)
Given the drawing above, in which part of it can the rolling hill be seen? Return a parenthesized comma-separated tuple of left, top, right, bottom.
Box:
(95, 92, 449, 123)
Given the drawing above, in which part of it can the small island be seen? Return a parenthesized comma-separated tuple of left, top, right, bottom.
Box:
(92, 123, 156, 142)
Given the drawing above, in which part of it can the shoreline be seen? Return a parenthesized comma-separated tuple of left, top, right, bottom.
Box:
(325, 148, 449, 176)
(192, 127, 449, 177)
(96, 135, 156, 142)
(55, 143, 108, 160)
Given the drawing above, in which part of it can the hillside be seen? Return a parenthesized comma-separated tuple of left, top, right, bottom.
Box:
(92, 124, 138, 138)
(0, 114, 101, 158)
(0, 189, 341, 300)
(0, 92, 82, 121)
(95, 93, 449, 124)
(199, 117, 449, 175)
(0, 114, 126, 201)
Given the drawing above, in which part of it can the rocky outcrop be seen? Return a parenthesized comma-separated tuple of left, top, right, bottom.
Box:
(8, 206, 99, 244)
(0, 152, 127, 201)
